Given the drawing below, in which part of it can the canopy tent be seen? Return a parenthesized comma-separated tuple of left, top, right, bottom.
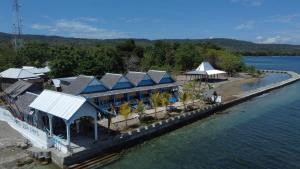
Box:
(186, 62, 226, 76)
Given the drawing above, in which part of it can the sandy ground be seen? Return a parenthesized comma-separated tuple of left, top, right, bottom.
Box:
(0, 120, 28, 169)
(177, 73, 261, 102)
(214, 74, 260, 102)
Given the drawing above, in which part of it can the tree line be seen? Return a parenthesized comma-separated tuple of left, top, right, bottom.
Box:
(0, 39, 250, 77)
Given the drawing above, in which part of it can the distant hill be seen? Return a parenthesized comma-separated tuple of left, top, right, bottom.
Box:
(1, 32, 300, 56)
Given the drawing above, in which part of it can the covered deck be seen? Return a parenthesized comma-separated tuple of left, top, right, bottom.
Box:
(29, 90, 99, 152)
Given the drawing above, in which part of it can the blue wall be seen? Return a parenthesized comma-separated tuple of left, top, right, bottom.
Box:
(159, 77, 174, 84)
(113, 82, 133, 90)
(82, 85, 107, 93)
(138, 79, 154, 86)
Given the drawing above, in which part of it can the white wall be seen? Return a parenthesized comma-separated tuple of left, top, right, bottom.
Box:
(0, 107, 50, 150)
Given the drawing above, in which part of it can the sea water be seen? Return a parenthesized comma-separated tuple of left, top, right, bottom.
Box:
(101, 56, 300, 169)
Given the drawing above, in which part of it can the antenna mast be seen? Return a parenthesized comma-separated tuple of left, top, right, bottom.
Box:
(12, 0, 23, 50)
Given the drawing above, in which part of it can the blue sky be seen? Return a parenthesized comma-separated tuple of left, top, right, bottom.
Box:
(1, 0, 300, 44)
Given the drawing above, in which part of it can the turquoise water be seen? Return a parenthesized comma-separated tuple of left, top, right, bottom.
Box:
(241, 73, 290, 91)
(102, 56, 300, 169)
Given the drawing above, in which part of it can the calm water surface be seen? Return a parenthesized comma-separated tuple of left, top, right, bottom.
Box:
(101, 56, 300, 169)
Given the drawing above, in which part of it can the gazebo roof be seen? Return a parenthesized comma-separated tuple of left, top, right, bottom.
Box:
(29, 90, 97, 123)
(186, 62, 226, 76)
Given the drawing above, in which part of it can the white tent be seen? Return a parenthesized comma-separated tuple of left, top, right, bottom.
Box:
(195, 62, 226, 75)
(186, 62, 226, 76)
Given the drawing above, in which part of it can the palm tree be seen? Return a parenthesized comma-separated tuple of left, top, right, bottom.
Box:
(161, 92, 171, 115)
(150, 92, 160, 119)
(135, 100, 145, 119)
(179, 91, 191, 111)
(119, 102, 131, 129)
(106, 104, 115, 134)
(184, 80, 197, 107)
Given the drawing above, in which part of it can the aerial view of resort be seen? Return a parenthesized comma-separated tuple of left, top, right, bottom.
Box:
(0, 0, 300, 169)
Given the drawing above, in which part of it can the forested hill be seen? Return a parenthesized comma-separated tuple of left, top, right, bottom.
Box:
(1, 32, 300, 56)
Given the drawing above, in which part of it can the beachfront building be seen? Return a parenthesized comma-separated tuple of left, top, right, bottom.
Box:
(185, 61, 227, 81)
(59, 70, 179, 115)
(29, 90, 99, 149)
(0, 66, 50, 90)
(1, 80, 42, 122)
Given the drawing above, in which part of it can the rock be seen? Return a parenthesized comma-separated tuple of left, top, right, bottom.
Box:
(16, 160, 25, 167)
(23, 157, 34, 164)
(41, 161, 49, 165)
(20, 142, 28, 149)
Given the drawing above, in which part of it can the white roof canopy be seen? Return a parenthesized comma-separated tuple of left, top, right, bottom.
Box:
(22, 66, 50, 75)
(0, 68, 40, 79)
(187, 62, 226, 76)
(29, 90, 97, 123)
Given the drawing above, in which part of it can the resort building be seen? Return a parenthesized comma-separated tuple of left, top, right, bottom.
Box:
(0, 66, 50, 90)
(0, 69, 179, 153)
(59, 70, 179, 115)
(29, 90, 99, 151)
(2, 80, 43, 121)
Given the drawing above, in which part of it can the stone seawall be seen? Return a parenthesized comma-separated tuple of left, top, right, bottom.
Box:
(58, 70, 300, 168)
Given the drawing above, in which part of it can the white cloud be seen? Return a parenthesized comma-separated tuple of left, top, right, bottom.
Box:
(121, 17, 143, 23)
(255, 36, 263, 41)
(235, 21, 255, 30)
(264, 14, 300, 23)
(231, 0, 263, 6)
(261, 36, 281, 44)
(31, 24, 52, 30)
(256, 35, 292, 44)
(31, 18, 128, 39)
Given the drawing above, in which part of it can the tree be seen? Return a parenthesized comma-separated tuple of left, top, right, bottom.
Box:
(179, 91, 191, 111)
(175, 43, 203, 71)
(49, 45, 79, 77)
(150, 92, 161, 119)
(135, 100, 145, 119)
(107, 104, 115, 134)
(183, 80, 197, 107)
(119, 102, 131, 129)
(161, 92, 171, 115)
(16, 42, 51, 67)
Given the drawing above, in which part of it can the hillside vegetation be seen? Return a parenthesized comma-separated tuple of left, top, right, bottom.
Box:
(0, 32, 298, 77)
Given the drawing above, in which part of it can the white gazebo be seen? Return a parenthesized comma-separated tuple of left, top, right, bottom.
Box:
(29, 90, 99, 148)
(185, 62, 226, 80)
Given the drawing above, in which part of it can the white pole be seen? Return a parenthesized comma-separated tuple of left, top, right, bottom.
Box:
(48, 115, 53, 136)
(94, 116, 98, 141)
(66, 122, 71, 147)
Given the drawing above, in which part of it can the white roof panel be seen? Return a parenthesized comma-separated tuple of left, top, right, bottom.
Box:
(29, 90, 87, 121)
(0, 68, 39, 79)
(191, 62, 227, 75)
(23, 66, 50, 74)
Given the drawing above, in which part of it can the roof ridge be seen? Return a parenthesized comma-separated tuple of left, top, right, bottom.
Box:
(43, 89, 86, 100)
(105, 73, 122, 75)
